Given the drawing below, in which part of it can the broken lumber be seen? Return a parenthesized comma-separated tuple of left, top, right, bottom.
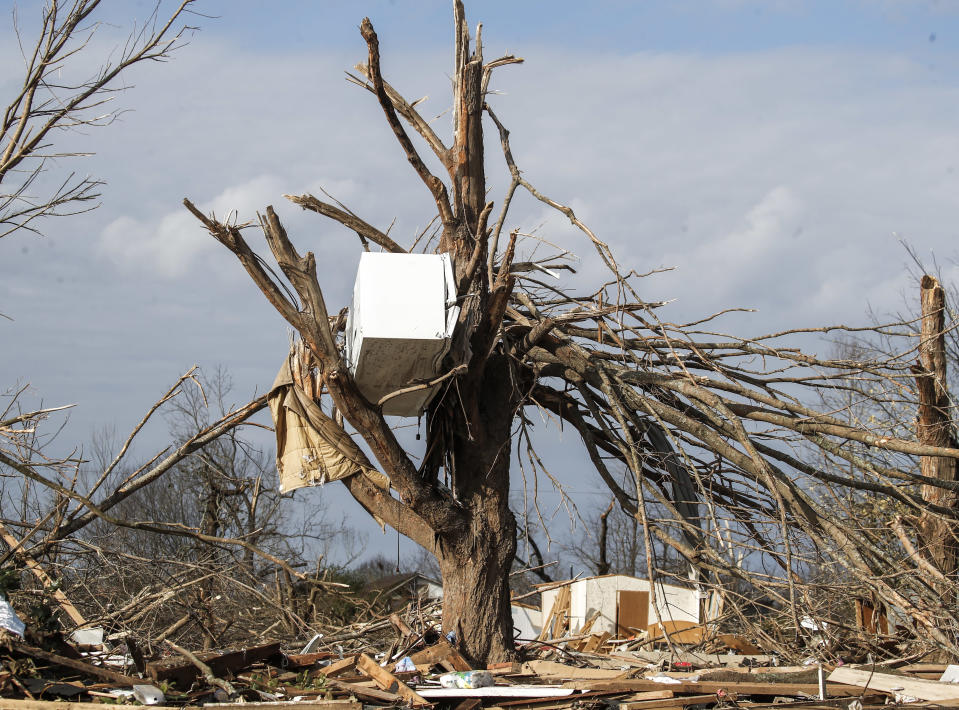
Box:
(582, 631, 612, 653)
(570, 611, 603, 650)
(203, 703, 362, 710)
(146, 641, 282, 687)
(356, 652, 429, 707)
(617, 694, 719, 710)
(317, 655, 359, 677)
(490, 690, 675, 710)
(538, 585, 570, 641)
(285, 651, 333, 668)
(521, 660, 627, 680)
(0, 703, 152, 710)
(418, 687, 577, 699)
(713, 634, 761, 654)
(827, 667, 959, 702)
(329, 679, 403, 703)
(488, 662, 523, 675)
(13, 642, 141, 686)
(405, 639, 470, 671)
(643, 621, 706, 646)
(565, 679, 864, 697)
(0, 523, 85, 628)
(389, 612, 413, 638)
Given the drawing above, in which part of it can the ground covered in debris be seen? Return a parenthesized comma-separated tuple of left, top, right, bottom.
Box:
(2, 592, 959, 710)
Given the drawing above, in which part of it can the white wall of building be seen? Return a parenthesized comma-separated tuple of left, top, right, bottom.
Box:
(540, 575, 700, 637)
(511, 604, 542, 641)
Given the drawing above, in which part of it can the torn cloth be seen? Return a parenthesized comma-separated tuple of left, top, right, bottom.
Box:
(269, 357, 389, 500)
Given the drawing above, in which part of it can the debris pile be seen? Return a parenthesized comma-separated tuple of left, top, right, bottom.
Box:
(3, 585, 959, 710)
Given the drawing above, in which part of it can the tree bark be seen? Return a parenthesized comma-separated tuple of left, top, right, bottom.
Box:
(427, 3, 518, 664)
(434, 353, 518, 664)
(437, 511, 516, 664)
(915, 274, 958, 578)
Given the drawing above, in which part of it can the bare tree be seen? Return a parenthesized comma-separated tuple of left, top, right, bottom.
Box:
(189, 2, 959, 664)
(565, 498, 679, 579)
(0, 0, 197, 239)
(915, 275, 958, 579)
(0, 0, 356, 651)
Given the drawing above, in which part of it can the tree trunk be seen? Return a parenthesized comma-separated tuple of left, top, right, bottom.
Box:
(437, 504, 516, 664)
(436, 353, 518, 665)
(915, 274, 958, 578)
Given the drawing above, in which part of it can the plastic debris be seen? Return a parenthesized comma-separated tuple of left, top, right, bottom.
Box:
(0, 599, 25, 637)
(439, 670, 495, 689)
(133, 684, 165, 705)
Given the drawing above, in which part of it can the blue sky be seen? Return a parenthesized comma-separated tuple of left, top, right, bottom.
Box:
(195, 1, 956, 55)
(3, 0, 959, 565)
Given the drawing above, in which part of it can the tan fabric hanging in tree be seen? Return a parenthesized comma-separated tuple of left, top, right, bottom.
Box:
(269, 357, 390, 499)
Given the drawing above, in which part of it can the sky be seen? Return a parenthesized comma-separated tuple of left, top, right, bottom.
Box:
(2, 0, 959, 567)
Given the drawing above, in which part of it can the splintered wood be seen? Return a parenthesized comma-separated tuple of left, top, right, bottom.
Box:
(2, 620, 957, 710)
(356, 652, 430, 707)
(538, 585, 570, 641)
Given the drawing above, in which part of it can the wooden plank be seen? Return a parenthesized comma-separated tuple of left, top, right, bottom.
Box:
(453, 700, 482, 710)
(579, 610, 602, 636)
(445, 646, 472, 672)
(713, 635, 761, 655)
(521, 660, 627, 680)
(645, 621, 706, 645)
(12, 642, 140, 686)
(609, 691, 675, 702)
(322, 670, 370, 683)
(316, 655, 359, 678)
(329, 679, 402, 703)
(488, 662, 523, 675)
(389, 612, 413, 637)
(618, 694, 719, 710)
(493, 690, 672, 710)
(418, 687, 576, 699)
(0, 701, 358, 710)
(405, 640, 470, 671)
(204, 703, 362, 710)
(551, 585, 571, 639)
(827, 667, 959, 702)
(570, 611, 603, 650)
(285, 651, 334, 668)
(565, 680, 865, 697)
(901, 664, 950, 674)
(582, 631, 612, 653)
(407, 640, 453, 666)
(146, 641, 282, 687)
(356, 652, 430, 707)
(538, 585, 570, 641)
(495, 690, 680, 710)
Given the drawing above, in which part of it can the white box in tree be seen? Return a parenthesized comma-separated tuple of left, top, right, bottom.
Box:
(345, 252, 459, 417)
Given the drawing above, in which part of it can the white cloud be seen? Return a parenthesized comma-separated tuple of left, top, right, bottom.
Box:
(659, 186, 806, 304)
(96, 173, 371, 279)
(481, 45, 959, 331)
(98, 174, 287, 277)
(7, 28, 959, 488)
